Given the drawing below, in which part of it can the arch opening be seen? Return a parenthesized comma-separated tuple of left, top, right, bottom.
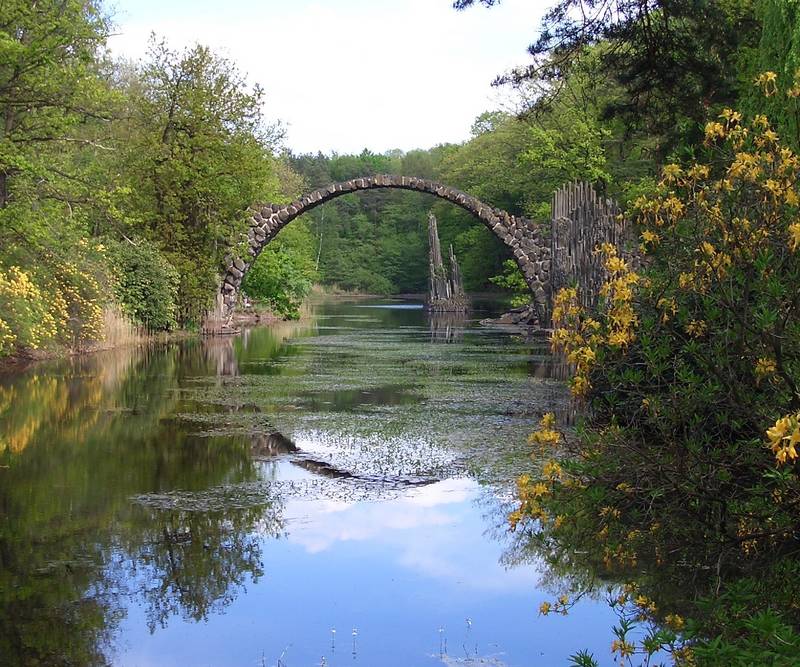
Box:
(217, 175, 552, 326)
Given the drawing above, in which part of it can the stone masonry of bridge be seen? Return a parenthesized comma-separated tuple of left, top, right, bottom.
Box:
(218, 174, 552, 325)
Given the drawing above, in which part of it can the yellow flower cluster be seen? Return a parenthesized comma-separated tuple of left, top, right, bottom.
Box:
(0, 317, 14, 355)
(684, 319, 707, 338)
(542, 459, 563, 480)
(634, 594, 658, 614)
(602, 584, 694, 666)
(640, 228, 659, 250)
(0, 266, 60, 353)
(754, 357, 777, 382)
(611, 639, 636, 658)
(665, 613, 685, 631)
(754, 71, 778, 97)
(528, 412, 561, 447)
(598, 243, 640, 349)
(549, 244, 640, 397)
(790, 222, 800, 252)
(55, 261, 106, 343)
(641, 106, 799, 267)
(672, 646, 696, 666)
(513, 472, 551, 528)
(511, 420, 570, 532)
(538, 594, 571, 617)
(767, 413, 800, 464)
(704, 121, 726, 143)
(550, 287, 602, 397)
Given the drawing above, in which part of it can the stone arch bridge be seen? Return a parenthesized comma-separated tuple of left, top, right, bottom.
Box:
(218, 174, 552, 325)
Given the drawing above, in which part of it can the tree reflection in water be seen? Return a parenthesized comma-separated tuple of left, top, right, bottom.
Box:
(120, 500, 281, 633)
(0, 344, 287, 665)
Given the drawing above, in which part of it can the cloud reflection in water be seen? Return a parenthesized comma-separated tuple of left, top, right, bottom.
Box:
(285, 477, 543, 593)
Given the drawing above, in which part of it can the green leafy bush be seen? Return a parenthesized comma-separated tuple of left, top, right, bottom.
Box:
(106, 239, 179, 331)
(489, 259, 530, 306)
(242, 224, 316, 320)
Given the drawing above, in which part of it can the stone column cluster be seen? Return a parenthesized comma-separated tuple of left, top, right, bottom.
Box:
(427, 212, 468, 312)
(550, 180, 632, 314)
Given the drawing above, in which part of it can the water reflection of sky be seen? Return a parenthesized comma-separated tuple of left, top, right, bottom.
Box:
(118, 470, 618, 667)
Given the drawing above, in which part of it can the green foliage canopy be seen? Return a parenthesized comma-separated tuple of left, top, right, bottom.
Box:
(117, 38, 284, 326)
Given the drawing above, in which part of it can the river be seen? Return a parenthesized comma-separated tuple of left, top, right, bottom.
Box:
(0, 297, 619, 667)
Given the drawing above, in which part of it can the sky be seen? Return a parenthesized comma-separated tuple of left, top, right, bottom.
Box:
(106, 0, 549, 155)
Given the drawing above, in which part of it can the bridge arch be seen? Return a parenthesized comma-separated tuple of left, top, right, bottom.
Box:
(219, 175, 551, 323)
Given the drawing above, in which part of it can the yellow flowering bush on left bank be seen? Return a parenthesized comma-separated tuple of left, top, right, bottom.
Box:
(0, 247, 109, 357)
(0, 267, 61, 356)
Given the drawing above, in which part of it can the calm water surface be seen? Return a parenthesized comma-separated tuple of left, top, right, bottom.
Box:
(0, 298, 618, 667)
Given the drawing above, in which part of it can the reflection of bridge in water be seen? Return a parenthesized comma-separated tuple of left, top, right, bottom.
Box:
(250, 430, 438, 489)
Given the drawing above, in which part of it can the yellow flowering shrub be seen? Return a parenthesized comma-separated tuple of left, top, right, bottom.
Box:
(53, 260, 106, 345)
(767, 413, 800, 464)
(532, 91, 800, 534)
(550, 243, 639, 398)
(0, 267, 61, 354)
(0, 254, 108, 357)
(633, 100, 800, 469)
(513, 74, 800, 667)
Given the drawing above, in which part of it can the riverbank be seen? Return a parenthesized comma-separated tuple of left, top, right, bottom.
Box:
(0, 328, 194, 374)
(0, 304, 288, 373)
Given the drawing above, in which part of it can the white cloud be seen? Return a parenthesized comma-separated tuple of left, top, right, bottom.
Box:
(107, 0, 549, 154)
(283, 478, 542, 592)
(404, 477, 475, 507)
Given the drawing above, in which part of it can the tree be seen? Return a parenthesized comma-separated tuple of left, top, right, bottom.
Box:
(456, 0, 760, 154)
(743, 0, 800, 150)
(242, 221, 316, 319)
(0, 0, 115, 351)
(118, 38, 283, 326)
(0, 0, 111, 213)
